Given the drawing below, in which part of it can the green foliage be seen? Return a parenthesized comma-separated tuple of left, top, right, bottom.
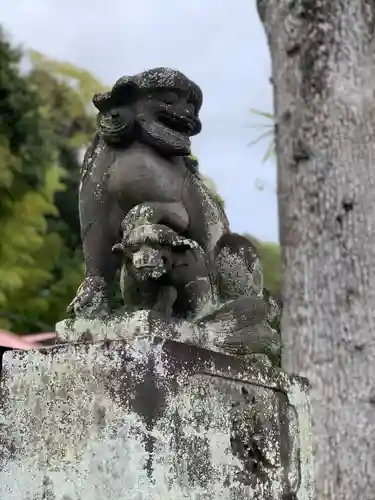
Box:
(27, 50, 108, 112)
(244, 233, 281, 299)
(0, 29, 107, 332)
(248, 108, 276, 163)
(27, 53, 100, 247)
(0, 28, 65, 331)
(247, 108, 281, 297)
(24, 49, 106, 328)
(258, 241, 281, 299)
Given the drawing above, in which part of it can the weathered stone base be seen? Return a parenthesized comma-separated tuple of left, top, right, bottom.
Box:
(55, 306, 280, 360)
(0, 335, 313, 499)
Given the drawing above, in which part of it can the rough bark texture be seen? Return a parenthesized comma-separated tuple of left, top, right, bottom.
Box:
(257, 0, 375, 498)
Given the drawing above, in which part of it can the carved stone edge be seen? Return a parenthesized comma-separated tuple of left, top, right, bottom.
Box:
(287, 375, 314, 500)
(56, 308, 278, 358)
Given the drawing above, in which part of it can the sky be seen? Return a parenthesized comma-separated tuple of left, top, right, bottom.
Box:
(2, 0, 278, 242)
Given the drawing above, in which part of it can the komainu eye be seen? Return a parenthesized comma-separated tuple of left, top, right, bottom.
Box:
(163, 92, 179, 105)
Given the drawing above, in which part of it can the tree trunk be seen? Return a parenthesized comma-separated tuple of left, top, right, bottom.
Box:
(257, 1, 375, 498)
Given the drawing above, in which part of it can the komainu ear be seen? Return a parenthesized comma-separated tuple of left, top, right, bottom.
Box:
(111, 79, 139, 106)
(93, 81, 139, 113)
(92, 91, 112, 112)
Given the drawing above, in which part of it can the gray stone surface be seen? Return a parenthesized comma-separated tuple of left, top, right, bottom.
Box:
(0, 335, 313, 499)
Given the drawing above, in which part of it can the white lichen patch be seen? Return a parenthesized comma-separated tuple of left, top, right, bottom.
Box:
(56, 310, 152, 342)
(287, 379, 315, 500)
(216, 246, 263, 298)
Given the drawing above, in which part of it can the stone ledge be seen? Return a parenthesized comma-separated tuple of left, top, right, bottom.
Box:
(56, 305, 280, 362)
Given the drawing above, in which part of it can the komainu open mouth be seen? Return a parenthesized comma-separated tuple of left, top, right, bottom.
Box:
(158, 112, 195, 135)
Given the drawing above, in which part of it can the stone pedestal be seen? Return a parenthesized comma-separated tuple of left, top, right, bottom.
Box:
(0, 318, 313, 499)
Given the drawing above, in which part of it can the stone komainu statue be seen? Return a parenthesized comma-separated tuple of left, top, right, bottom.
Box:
(68, 67, 280, 361)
